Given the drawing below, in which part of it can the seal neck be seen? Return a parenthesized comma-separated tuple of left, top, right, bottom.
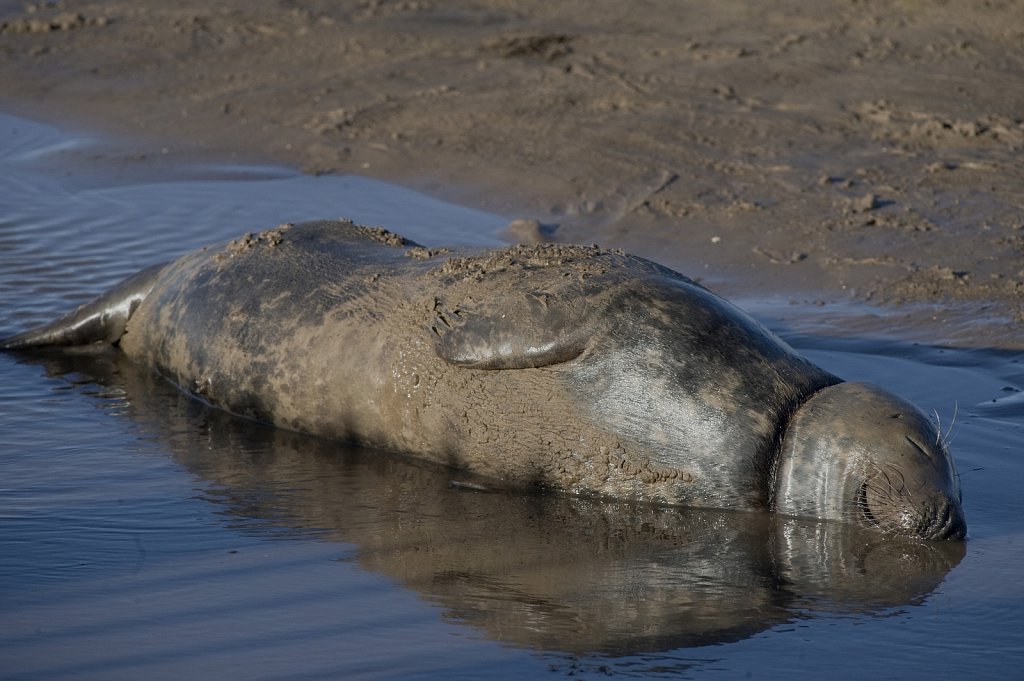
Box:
(772, 384, 854, 522)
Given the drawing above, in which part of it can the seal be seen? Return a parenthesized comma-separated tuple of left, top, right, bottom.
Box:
(1, 220, 966, 540)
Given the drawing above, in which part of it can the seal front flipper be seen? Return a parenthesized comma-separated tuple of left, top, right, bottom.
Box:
(432, 291, 592, 370)
(1, 262, 167, 350)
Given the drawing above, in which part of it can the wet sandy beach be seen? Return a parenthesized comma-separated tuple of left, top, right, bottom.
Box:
(0, 111, 1021, 678)
(1, 0, 1022, 347)
(2, 2, 1024, 678)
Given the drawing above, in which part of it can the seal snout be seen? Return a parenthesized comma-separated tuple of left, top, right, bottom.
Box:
(858, 472, 966, 541)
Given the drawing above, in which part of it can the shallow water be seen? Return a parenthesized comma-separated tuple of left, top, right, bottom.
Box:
(1, 113, 1021, 680)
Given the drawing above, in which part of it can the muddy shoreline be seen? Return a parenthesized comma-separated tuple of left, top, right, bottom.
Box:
(1, 0, 1022, 347)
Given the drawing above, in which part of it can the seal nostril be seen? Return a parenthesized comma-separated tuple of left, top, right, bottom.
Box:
(926, 500, 967, 541)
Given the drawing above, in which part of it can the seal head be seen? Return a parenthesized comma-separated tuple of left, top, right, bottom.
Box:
(776, 382, 965, 540)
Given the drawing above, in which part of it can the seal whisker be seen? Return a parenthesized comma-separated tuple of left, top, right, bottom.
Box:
(871, 463, 909, 501)
(943, 402, 959, 448)
(931, 404, 959, 449)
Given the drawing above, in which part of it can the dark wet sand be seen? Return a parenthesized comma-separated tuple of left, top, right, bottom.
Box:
(2, 99, 1023, 681)
(1, 0, 1022, 347)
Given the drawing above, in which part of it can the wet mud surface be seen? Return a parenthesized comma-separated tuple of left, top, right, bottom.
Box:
(0, 0, 1022, 346)
(1, 113, 1023, 679)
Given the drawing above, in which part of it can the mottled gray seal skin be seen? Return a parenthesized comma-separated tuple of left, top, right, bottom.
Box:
(2, 220, 966, 540)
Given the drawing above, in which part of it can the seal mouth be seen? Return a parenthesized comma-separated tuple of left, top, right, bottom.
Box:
(856, 480, 878, 527)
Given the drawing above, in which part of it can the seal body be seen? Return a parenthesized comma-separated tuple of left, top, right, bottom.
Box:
(2, 220, 965, 539)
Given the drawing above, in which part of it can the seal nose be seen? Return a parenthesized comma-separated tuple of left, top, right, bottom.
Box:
(922, 496, 967, 541)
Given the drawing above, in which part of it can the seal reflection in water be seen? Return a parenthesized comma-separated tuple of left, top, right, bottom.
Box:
(11, 349, 971, 654)
(1, 220, 966, 540)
